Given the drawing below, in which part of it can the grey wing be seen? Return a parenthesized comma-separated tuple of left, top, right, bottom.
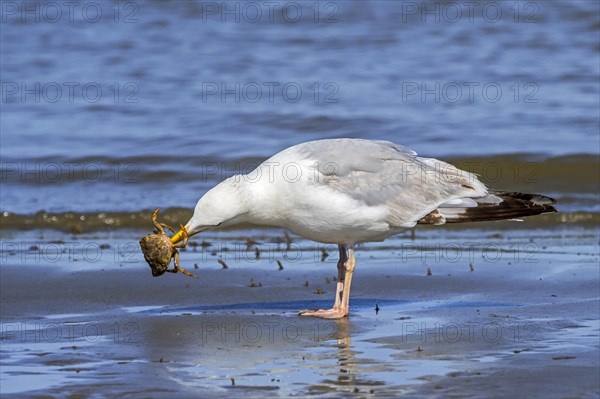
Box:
(298, 139, 488, 228)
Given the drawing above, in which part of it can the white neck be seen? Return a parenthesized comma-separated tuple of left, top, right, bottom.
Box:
(186, 176, 252, 233)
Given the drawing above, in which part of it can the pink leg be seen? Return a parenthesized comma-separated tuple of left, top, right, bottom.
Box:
(340, 248, 356, 311)
(300, 246, 355, 319)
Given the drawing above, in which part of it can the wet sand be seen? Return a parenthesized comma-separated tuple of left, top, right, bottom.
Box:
(1, 226, 599, 398)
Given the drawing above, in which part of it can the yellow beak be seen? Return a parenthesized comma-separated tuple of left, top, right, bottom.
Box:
(170, 228, 186, 244)
(170, 226, 201, 244)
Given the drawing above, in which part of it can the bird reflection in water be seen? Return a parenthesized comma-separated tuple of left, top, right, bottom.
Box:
(312, 319, 386, 394)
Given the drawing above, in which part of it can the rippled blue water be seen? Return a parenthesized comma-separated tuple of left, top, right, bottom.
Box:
(1, 0, 598, 213)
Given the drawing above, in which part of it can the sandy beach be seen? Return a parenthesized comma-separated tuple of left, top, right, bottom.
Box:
(1, 225, 598, 398)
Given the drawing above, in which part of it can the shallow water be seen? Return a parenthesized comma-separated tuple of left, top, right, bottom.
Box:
(2, 258, 598, 397)
(1, 226, 599, 396)
(1, 0, 599, 216)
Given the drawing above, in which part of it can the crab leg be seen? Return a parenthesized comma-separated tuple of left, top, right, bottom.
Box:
(171, 227, 196, 278)
(151, 208, 164, 234)
(160, 223, 176, 233)
(172, 251, 198, 278)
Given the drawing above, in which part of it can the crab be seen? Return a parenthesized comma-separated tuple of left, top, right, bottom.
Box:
(139, 208, 198, 278)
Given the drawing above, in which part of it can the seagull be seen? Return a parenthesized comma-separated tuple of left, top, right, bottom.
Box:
(168, 138, 556, 318)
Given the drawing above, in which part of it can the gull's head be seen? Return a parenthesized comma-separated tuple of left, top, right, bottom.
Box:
(170, 177, 249, 244)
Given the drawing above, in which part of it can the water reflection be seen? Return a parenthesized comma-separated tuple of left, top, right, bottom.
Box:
(308, 318, 391, 395)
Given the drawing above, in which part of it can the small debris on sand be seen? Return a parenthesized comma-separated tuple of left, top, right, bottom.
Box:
(320, 248, 329, 262)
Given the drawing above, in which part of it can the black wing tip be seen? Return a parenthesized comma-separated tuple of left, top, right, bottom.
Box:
(492, 191, 557, 205)
(424, 191, 559, 224)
